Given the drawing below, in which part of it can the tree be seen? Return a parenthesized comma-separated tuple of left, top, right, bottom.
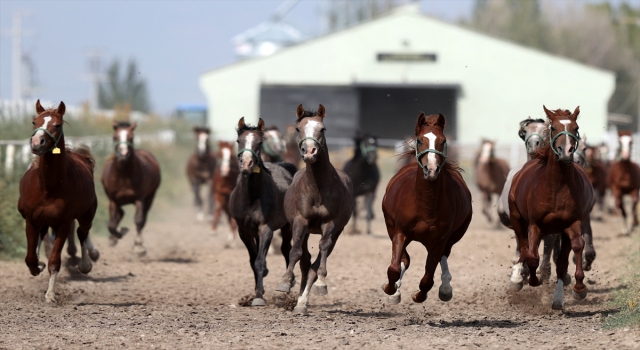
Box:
(322, 0, 418, 32)
(98, 59, 150, 113)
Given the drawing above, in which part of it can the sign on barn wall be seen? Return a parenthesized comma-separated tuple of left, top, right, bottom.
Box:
(377, 53, 437, 62)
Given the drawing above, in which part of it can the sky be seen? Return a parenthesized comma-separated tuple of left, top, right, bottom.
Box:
(0, 0, 629, 114)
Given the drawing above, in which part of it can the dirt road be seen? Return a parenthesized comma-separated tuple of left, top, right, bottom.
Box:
(1, 183, 639, 349)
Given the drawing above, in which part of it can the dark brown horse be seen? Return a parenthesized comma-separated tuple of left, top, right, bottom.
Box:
(283, 124, 302, 166)
(260, 125, 287, 163)
(211, 141, 239, 244)
(18, 100, 99, 303)
(186, 126, 216, 222)
(230, 117, 296, 306)
(381, 113, 472, 305)
(102, 121, 161, 256)
(343, 132, 380, 235)
(583, 143, 608, 221)
(608, 131, 640, 234)
(276, 104, 354, 314)
(509, 106, 594, 310)
(476, 139, 509, 224)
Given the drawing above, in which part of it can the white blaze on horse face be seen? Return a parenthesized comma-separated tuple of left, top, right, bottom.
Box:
(197, 133, 208, 154)
(302, 120, 321, 152)
(118, 129, 129, 157)
(479, 142, 492, 163)
(241, 133, 255, 166)
(559, 120, 573, 155)
(620, 135, 632, 160)
(32, 116, 52, 145)
(424, 132, 438, 169)
(267, 131, 282, 151)
(221, 147, 231, 176)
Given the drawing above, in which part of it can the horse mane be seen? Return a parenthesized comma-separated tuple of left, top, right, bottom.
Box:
(73, 144, 96, 173)
(398, 138, 464, 175)
(114, 121, 132, 128)
(519, 117, 546, 129)
(236, 123, 263, 136)
(295, 109, 319, 123)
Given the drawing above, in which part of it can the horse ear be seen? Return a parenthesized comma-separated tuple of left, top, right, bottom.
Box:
(317, 104, 326, 119)
(238, 117, 246, 129)
(113, 121, 119, 131)
(257, 118, 265, 132)
(414, 112, 426, 135)
(518, 128, 526, 141)
(56, 101, 66, 116)
(193, 126, 200, 133)
(35, 99, 45, 114)
(543, 105, 554, 118)
(573, 106, 580, 119)
(437, 113, 446, 129)
(582, 133, 587, 143)
(131, 121, 137, 130)
(296, 105, 304, 119)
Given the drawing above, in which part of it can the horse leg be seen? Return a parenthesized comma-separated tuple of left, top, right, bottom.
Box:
(133, 199, 148, 257)
(524, 224, 543, 287)
(279, 224, 293, 267)
(552, 232, 572, 310)
(509, 217, 528, 291)
(207, 182, 215, 220)
(250, 225, 274, 306)
(540, 234, 556, 283)
(567, 222, 587, 300)
(192, 180, 204, 222)
(482, 191, 492, 223)
(211, 194, 222, 234)
(25, 222, 46, 276)
(46, 221, 73, 303)
(365, 191, 376, 235)
(438, 214, 470, 302)
(631, 191, 639, 232)
(276, 218, 307, 293)
(350, 198, 359, 235)
(613, 188, 628, 234)
(382, 229, 409, 304)
(582, 216, 596, 272)
(294, 235, 324, 314)
(311, 222, 342, 296)
(237, 227, 261, 304)
(226, 205, 238, 244)
(76, 201, 97, 274)
(108, 200, 127, 245)
(43, 228, 54, 260)
(66, 222, 78, 260)
(411, 245, 445, 303)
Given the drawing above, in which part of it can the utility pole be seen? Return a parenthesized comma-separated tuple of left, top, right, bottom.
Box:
(8, 11, 32, 101)
(85, 49, 105, 110)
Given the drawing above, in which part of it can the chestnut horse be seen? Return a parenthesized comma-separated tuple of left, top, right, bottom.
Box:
(343, 132, 380, 235)
(583, 143, 608, 221)
(18, 100, 99, 303)
(276, 104, 354, 315)
(230, 117, 296, 306)
(608, 131, 640, 234)
(211, 141, 239, 244)
(102, 121, 161, 256)
(260, 125, 287, 163)
(476, 139, 509, 224)
(186, 126, 216, 222)
(381, 113, 472, 305)
(509, 106, 594, 310)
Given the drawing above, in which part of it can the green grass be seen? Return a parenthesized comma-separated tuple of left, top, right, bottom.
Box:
(602, 234, 640, 329)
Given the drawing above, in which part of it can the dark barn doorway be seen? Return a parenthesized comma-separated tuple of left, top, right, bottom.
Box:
(357, 85, 458, 141)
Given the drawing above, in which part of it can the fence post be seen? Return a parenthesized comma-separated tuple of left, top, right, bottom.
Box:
(5, 144, 15, 174)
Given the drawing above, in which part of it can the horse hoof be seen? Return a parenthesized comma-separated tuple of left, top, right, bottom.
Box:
(311, 284, 328, 296)
(509, 282, 523, 292)
(387, 292, 401, 305)
(551, 300, 564, 310)
(251, 298, 266, 307)
(438, 287, 453, 302)
(45, 293, 57, 304)
(411, 290, 427, 303)
(292, 306, 308, 315)
(108, 236, 119, 247)
(89, 249, 100, 262)
(196, 212, 205, 222)
(276, 282, 291, 293)
(78, 261, 92, 274)
(572, 289, 587, 300)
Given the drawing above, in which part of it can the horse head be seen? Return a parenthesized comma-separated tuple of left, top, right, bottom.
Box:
(544, 105, 580, 165)
(295, 104, 327, 164)
(193, 126, 211, 158)
(477, 139, 496, 165)
(218, 140, 235, 177)
(263, 125, 285, 158)
(518, 117, 547, 155)
(618, 131, 633, 161)
(356, 132, 378, 164)
(31, 100, 65, 155)
(236, 117, 265, 174)
(414, 112, 447, 181)
(573, 134, 588, 167)
(112, 121, 137, 161)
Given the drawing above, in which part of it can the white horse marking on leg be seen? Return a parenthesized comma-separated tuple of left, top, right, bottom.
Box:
(45, 271, 58, 303)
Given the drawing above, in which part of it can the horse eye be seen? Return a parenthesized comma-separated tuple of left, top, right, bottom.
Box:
(32, 121, 35, 125)
(321, 128, 326, 132)
(295, 128, 300, 132)
(55, 124, 61, 128)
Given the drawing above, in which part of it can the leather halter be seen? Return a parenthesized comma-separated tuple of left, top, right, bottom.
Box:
(31, 124, 63, 154)
(550, 127, 580, 157)
(414, 139, 447, 175)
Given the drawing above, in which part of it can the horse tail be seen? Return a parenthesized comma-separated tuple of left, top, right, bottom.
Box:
(74, 143, 96, 174)
(276, 162, 297, 177)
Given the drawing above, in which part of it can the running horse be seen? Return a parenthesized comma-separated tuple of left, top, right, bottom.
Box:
(608, 131, 640, 235)
(102, 121, 161, 256)
(283, 124, 302, 166)
(276, 104, 354, 315)
(582, 142, 608, 221)
(509, 106, 594, 310)
(230, 117, 296, 306)
(260, 125, 287, 163)
(343, 132, 380, 235)
(18, 100, 100, 302)
(186, 126, 216, 222)
(476, 139, 509, 224)
(381, 113, 472, 305)
(211, 141, 239, 244)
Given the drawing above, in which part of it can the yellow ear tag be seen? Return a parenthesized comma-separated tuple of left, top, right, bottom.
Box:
(252, 165, 261, 173)
(52, 147, 61, 154)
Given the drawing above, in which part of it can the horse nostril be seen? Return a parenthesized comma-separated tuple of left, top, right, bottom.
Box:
(536, 141, 540, 146)
(40, 138, 45, 146)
